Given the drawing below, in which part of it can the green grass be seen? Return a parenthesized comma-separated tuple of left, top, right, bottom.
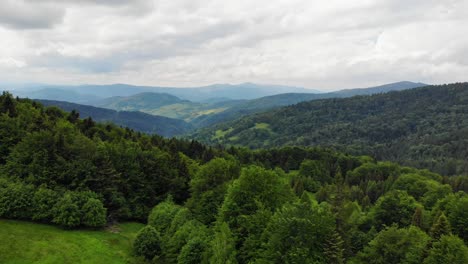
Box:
(0, 219, 145, 264)
(212, 128, 234, 140)
(253, 122, 271, 130)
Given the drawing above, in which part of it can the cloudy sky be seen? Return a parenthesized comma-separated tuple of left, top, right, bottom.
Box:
(0, 0, 467, 90)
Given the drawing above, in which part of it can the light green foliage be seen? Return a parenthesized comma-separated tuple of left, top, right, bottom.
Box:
(163, 220, 208, 263)
(256, 201, 336, 263)
(392, 173, 452, 208)
(133, 225, 162, 260)
(219, 166, 295, 263)
(53, 193, 81, 228)
(0, 219, 144, 264)
(0, 180, 34, 219)
(148, 198, 182, 234)
(353, 226, 430, 264)
(424, 235, 468, 264)
(82, 198, 107, 227)
(209, 222, 237, 264)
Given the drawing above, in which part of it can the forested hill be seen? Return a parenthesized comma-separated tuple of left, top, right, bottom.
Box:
(1, 91, 468, 263)
(38, 99, 192, 137)
(193, 83, 468, 175)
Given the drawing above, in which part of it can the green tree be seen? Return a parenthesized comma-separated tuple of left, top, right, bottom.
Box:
(354, 226, 430, 264)
(371, 190, 419, 229)
(299, 159, 331, 184)
(447, 196, 468, 242)
(177, 237, 207, 264)
(219, 166, 294, 263)
(257, 201, 335, 264)
(147, 198, 182, 234)
(133, 225, 162, 260)
(324, 231, 345, 264)
(411, 207, 424, 229)
(187, 158, 240, 224)
(209, 222, 237, 264)
(423, 235, 468, 264)
(430, 213, 451, 240)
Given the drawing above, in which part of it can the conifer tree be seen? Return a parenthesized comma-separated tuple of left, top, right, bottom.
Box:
(430, 213, 451, 240)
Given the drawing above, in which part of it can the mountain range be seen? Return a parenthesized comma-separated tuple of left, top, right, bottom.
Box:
(5, 81, 428, 137)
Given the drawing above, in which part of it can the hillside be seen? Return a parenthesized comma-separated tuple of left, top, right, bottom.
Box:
(38, 100, 192, 137)
(96, 92, 189, 111)
(191, 81, 427, 127)
(92, 92, 242, 121)
(192, 83, 468, 175)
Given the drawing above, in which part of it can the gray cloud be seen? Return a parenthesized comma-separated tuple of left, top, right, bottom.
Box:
(0, 0, 467, 90)
(0, 1, 65, 29)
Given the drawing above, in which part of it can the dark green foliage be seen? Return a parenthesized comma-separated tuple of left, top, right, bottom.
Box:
(39, 99, 193, 137)
(430, 213, 451, 240)
(187, 158, 240, 224)
(446, 196, 468, 242)
(177, 237, 208, 264)
(324, 231, 345, 264)
(411, 207, 424, 229)
(134, 225, 162, 260)
(424, 235, 468, 264)
(256, 201, 336, 263)
(371, 190, 419, 229)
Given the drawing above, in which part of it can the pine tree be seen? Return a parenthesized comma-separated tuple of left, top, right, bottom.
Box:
(430, 213, 451, 240)
(412, 207, 424, 229)
(324, 230, 345, 264)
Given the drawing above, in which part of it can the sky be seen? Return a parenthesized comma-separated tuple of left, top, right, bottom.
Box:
(0, 0, 467, 91)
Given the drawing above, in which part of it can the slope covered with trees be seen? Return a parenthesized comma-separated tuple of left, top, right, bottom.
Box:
(191, 81, 426, 127)
(39, 99, 192, 137)
(193, 83, 468, 175)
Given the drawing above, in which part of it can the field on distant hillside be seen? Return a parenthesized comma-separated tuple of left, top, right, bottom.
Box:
(0, 219, 144, 264)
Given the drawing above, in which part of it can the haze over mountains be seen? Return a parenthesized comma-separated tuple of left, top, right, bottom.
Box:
(4, 81, 427, 134)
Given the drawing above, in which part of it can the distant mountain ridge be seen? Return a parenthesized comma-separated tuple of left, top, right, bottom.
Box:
(8, 82, 320, 102)
(38, 100, 192, 137)
(7, 81, 428, 129)
(191, 81, 428, 127)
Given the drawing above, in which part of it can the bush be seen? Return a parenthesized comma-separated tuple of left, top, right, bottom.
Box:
(133, 225, 162, 260)
(82, 198, 107, 227)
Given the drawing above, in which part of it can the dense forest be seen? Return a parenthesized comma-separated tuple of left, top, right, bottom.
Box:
(1, 91, 467, 263)
(193, 83, 468, 176)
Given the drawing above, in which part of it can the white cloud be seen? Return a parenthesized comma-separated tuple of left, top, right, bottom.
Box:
(0, 0, 467, 90)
